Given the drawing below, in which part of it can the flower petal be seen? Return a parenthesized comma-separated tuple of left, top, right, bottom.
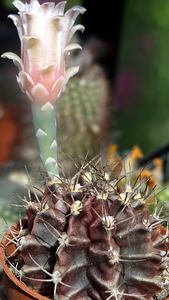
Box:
(26, 0, 40, 14)
(53, 1, 67, 16)
(12, 0, 25, 11)
(61, 6, 86, 49)
(19, 12, 37, 36)
(42, 16, 63, 66)
(36, 2, 56, 36)
(40, 63, 57, 91)
(1, 52, 24, 71)
(18, 70, 34, 92)
(8, 14, 24, 39)
(65, 66, 80, 81)
(22, 35, 42, 81)
(50, 76, 66, 103)
(69, 24, 85, 42)
(31, 83, 49, 104)
(16, 75, 24, 92)
(64, 43, 82, 55)
(25, 91, 34, 102)
(65, 6, 86, 26)
(41, 63, 57, 73)
(39, 2, 55, 19)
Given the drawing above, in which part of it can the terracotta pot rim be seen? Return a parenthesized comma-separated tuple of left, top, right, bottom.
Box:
(0, 218, 51, 300)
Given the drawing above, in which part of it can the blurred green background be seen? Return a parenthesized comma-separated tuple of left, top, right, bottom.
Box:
(114, 0, 169, 154)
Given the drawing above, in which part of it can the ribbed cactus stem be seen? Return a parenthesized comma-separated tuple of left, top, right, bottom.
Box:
(31, 102, 59, 180)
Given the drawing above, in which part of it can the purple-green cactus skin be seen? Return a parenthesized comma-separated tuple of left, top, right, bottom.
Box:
(6, 165, 168, 300)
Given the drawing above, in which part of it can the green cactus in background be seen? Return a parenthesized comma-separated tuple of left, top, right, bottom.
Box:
(56, 66, 111, 165)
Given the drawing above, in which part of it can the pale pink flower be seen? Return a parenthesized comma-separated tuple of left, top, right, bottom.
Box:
(2, 0, 86, 105)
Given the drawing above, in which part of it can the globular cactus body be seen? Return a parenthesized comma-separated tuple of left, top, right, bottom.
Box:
(9, 165, 168, 300)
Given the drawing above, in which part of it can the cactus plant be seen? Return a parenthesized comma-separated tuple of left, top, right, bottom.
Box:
(4, 158, 169, 300)
(1, 1, 169, 300)
(57, 65, 111, 163)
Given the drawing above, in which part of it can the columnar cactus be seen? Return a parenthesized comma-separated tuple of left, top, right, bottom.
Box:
(57, 66, 111, 163)
(7, 160, 169, 300)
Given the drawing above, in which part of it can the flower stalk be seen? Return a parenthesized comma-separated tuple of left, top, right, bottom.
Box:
(31, 102, 59, 179)
(1, 0, 86, 180)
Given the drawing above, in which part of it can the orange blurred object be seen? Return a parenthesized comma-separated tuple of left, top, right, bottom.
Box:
(0, 104, 19, 165)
